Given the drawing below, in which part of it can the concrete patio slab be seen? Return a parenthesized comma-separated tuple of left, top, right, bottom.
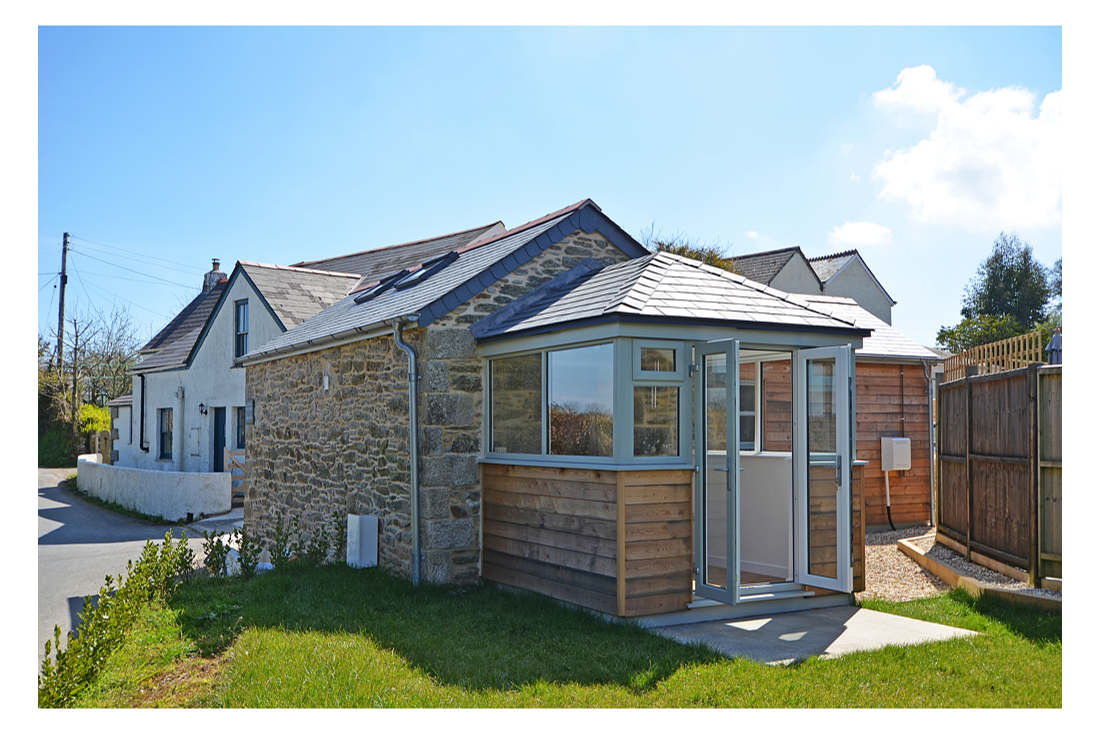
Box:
(652, 604, 978, 665)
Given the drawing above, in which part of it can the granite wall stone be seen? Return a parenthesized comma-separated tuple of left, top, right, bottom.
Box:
(244, 229, 632, 584)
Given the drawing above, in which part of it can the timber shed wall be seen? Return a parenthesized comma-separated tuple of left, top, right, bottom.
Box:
(481, 464, 693, 617)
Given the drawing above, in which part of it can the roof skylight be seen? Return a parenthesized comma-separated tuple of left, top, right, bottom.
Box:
(392, 251, 459, 291)
(353, 270, 408, 304)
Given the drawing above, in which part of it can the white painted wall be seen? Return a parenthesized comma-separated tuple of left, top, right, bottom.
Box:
(769, 256, 822, 295)
(121, 273, 283, 472)
(77, 453, 231, 522)
(821, 259, 894, 324)
(111, 405, 133, 464)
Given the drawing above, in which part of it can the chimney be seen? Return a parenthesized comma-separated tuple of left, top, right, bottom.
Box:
(203, 258, 228, 292)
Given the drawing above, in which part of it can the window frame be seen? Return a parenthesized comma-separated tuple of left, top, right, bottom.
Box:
(234, 299, 249, 359)
(484, 337, 692, 467)
(738, 364, 760, 452)
(632, 339, 686, 381)
(157, 407, 173, 460)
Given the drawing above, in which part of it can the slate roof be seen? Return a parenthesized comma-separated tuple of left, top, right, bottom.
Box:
(291, 221, 505, 280)
(237, 262, 360, 329)
(807, 250, 896, 304)
(791, 294, 941, 361)
(728, 246, 818, 286)
(240, 200, 649, 363)
(806, 250, 857, 281)
(133, 281, 227, 373)
(472, 252, 869, 340)
(107, 393, 132, 407)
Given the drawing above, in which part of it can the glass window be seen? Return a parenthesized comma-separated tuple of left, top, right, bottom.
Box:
(158, 408, 173, 460)
(634, 386, 679, 457)
(235, 406, 246, 449)
(640, 347, 676, 372)
(490, 353, 542, 454)
(549, 344, 613, 456)
(234, 300, 249, 358)
(739, 381, 756, 450)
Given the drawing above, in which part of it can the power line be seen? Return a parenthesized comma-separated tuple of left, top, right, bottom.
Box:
(69, 249, 196, 289)
(69, 235, 207, 274)
(39, 274, 58, 293)
(73, 271, 176, 321)
(65, 265, 196, 289)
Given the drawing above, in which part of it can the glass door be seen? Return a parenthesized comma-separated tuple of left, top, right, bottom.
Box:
(694, 340, 740, 604)
(794, 346, 853, 592)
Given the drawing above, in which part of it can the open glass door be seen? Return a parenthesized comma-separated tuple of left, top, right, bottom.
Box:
(694, 340, 740, 604)
(794, 346, 853, 592)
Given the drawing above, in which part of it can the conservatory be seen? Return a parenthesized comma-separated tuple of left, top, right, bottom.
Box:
(472, 252, 872, 620)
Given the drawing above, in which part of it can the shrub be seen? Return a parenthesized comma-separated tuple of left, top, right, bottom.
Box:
(202, 530, 231, 577)
(38, 427, 75, 467)
(39, 531, 196, 707)
(233, 526, 261, 578)
(269, 515, 293, 571)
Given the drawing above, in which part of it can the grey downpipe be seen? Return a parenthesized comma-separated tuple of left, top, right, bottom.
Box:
(392, 318, 421, 585)
(139, 373, 148, 452)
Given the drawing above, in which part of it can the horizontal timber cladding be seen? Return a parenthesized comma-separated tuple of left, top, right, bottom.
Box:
(480, 464, 693, 617)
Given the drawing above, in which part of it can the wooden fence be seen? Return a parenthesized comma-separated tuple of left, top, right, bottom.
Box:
(935, 364, 1061, 586)
(943, 330, 1045, 382)
(225, 448, 247, 508)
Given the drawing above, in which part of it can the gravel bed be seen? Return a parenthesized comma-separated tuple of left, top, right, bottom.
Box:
(857, 525, 948, 602)
(914, 538, 1062, 600)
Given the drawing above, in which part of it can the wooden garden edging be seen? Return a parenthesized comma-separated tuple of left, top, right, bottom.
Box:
(897, 536, 1060, 614)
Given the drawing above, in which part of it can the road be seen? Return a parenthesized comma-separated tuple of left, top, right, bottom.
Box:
(37, 467, 207, 668)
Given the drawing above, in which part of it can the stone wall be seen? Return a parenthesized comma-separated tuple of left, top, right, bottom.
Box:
(244, 229, 633, 584)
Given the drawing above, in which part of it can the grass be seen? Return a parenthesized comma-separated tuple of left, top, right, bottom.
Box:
(71, 564, 1061, 708)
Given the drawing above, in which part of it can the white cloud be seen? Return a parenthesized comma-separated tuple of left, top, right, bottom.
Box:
(871, 65, 1061, 233)
(849, 172, 861, 183)
(744, 230, 759, 239)
(828, 221, 892, 246)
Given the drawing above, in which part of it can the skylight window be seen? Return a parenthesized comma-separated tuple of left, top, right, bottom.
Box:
(392, 251, 459, 291)
(353, 270, 408, 304)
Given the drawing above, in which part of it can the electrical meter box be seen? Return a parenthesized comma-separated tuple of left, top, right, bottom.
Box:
(880, 437, 912, 471)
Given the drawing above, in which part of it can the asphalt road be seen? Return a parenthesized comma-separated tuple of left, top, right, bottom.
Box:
(37, 467, 206, 668)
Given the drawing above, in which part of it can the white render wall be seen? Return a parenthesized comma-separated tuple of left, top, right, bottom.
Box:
(112, 405, 133, 464)
(77, 453, 231, 521)
(821, 259, 894, 324)
(770, 256, 823, 296)
(121, 273, 285, 473)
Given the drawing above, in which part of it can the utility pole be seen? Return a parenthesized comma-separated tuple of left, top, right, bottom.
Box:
(54, 232, 69, 372)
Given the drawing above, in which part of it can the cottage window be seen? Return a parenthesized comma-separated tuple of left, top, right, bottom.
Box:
(235, 406, 246, 449)
(490, 353, 542, 454)
(234, 300, 249, 358)
(739, 380, 757, 451)
(158, 408, 173, 460)
(548, 344, 614, 457)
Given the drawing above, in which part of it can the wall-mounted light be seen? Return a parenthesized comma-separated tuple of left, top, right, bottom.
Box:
(199, 403, 208, 416)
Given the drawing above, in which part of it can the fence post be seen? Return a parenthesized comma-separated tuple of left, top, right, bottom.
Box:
(965, 366, 976, 561)
(935, 372, 944, 530)
(1028, 363, 1040, 588)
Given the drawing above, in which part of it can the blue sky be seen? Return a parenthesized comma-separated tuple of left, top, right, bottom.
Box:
(38, 26, 1062, 347)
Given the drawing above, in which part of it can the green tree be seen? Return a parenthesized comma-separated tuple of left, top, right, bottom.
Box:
(638, 223, 737, 272)
(935, 315, 1023, 354)
(960, 232, 1052, 326)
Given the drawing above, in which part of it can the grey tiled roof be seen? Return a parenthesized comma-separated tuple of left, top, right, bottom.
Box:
(791, 295, 941, 361)
(107, 393, 132, 406)
(241, 200, 648, 362)
(238, 262, 360, 329)
(134, 282, 227, 373)
(473, 252, 867, 340)
(728, 246, 814, 286)
(807, 250, 857, 281)
(291, 221, 505, 280)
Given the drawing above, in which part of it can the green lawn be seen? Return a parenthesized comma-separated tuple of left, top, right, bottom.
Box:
(73, 564, 1061, 708)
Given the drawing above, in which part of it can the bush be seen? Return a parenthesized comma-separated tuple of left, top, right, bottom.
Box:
(202, 530, 231, 577)
(39, 530, 196, 707)
(233, 526, 261, 578)
(38, 427, 75, 467)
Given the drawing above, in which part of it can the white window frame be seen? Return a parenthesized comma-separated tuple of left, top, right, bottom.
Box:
(738, 362, 761, 452)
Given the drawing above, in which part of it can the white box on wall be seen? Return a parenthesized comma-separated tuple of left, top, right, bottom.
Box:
(347, 514, 379, 568)
(880, 437, 912, 471)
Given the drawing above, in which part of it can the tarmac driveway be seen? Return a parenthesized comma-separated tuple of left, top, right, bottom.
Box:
(36, 467, 205, 670)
